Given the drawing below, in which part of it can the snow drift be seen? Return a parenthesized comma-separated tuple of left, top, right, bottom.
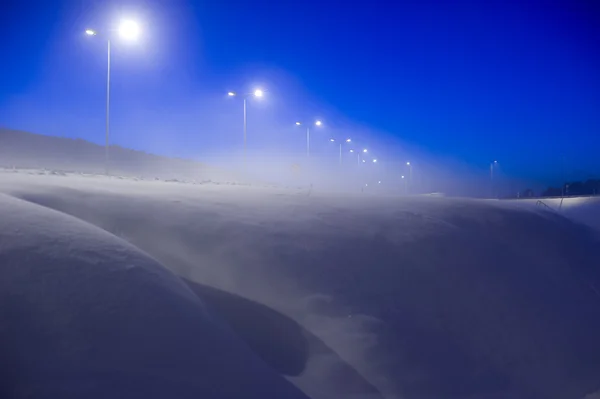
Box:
(0, 193, 309, 399)
(2, 170, 600, 399)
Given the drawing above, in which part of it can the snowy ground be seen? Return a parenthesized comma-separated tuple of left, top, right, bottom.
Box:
(507, 196, 600, 232)
(1, 168, 600, 399)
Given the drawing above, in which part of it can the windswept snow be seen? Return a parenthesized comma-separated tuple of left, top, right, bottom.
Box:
(1, 169, 600, 399)
(508, 196, 600, 232)
(0, 193, 309, 399)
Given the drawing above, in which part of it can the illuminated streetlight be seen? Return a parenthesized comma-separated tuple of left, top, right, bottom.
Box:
(330, 137, 352, 165)
(373, 159, 378, 163)
(84, 19, 141, 175)
(349, 149, 354, 153)
(296, 120, 322, 157)
(118, 20, 140, 41)
(355, 148, 368, 166)
(228, 89, 265, 164)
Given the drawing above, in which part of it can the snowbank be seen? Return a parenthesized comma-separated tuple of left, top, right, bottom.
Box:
(2, 171, 600, 399)
(507, 196, 600, 232)
(0, 193, 309, 399)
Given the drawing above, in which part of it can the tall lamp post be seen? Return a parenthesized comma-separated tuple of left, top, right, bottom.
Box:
(295, 120, 322, 158)
(85, 20, 140, 175)
(356, 148, 368, 166)
(329, 138, 352, 165)
(228, 89, 264, 166)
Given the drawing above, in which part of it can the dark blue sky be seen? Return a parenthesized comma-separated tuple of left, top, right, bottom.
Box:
(1, 0, 599, 185)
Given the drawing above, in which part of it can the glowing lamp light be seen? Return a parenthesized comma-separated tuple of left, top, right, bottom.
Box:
(118, 20, 140, 41)
(85, 29, 96, 36)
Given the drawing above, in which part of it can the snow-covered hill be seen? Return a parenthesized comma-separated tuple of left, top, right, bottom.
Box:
(1, 169, 600, 399)
(0, 192, 309, 399)
(0, 129, 238, 182)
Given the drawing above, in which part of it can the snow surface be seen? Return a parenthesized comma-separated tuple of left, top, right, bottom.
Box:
(1, 168, 600, 399)
(508, 196, 600, 232)
(0, 190, 309, 399)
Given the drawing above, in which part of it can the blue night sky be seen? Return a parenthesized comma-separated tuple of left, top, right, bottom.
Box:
(1, 0, 599, 186)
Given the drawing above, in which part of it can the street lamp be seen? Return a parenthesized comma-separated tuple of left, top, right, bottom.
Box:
(329, 138, 352, 165)
(228, 89, 265, 164)
(85, 19, 141, 175)
(295, 120, 322, 157)
(373, 159, 378, 163)
(356, 148, 368, 166)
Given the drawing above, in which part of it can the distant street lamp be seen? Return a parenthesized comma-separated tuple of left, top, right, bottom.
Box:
(356, 148, 367, 166)
(228, 89, 265, 164)
(295, 120, 322, 157)
(85, 19, 141, 175)
(329, 138, 352, 165)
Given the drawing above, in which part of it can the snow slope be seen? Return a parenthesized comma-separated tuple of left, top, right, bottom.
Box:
(2, 169, 600, 399)
(0, 192, 309, 399)
(0, 129, 239, 182)
(507, 196, 600, 232)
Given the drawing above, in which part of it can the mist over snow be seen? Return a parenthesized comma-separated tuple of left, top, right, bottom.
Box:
(1, 168, 600, 399)
(0, 64, 513, 197)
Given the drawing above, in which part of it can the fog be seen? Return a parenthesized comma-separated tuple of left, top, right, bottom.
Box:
(0, 123, 500, 198)
(0, 60, 524, 198)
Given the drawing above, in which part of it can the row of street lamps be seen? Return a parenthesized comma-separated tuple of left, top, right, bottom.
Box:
(83, 19, 411, 189)
(225, 88, 381, 167)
